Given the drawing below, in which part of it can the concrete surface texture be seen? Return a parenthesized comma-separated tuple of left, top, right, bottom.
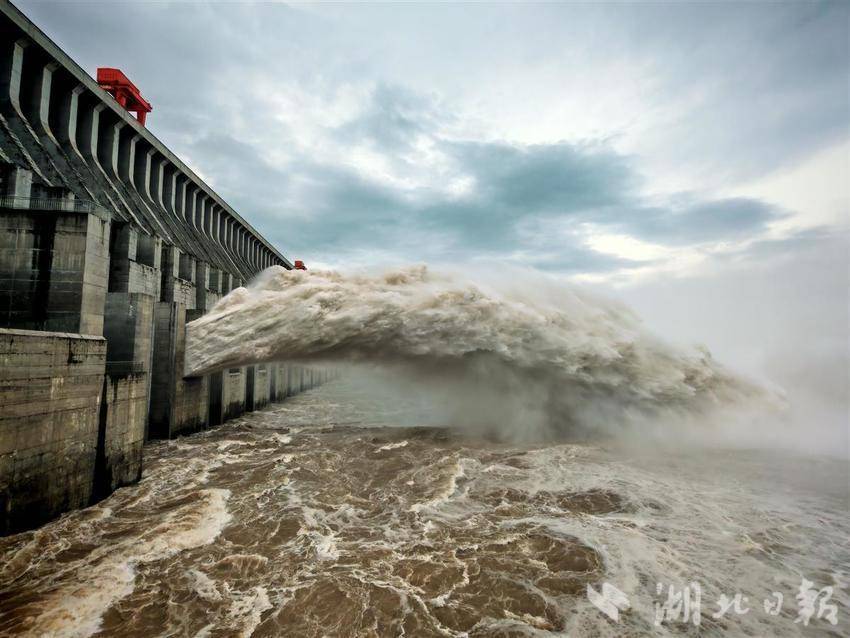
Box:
(0, 0, 328, 534)
(0, 328, 105, 534)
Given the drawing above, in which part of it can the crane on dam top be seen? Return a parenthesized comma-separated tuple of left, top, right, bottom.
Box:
(96, 67, 152, 125)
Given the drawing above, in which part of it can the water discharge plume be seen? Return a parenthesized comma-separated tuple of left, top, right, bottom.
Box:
(186, 265, 773, 440)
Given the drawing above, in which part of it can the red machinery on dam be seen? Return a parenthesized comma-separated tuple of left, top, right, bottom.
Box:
(96, 67, 152, 126)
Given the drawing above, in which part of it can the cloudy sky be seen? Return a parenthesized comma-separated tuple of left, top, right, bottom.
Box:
(21, 1, 848, 278)
(20, 1, 848, 451)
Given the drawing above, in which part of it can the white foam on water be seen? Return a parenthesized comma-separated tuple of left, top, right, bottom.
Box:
(26, 561, 137, 638)
(377, 440, 408, 451)
(296, 505, 341, 562)
(193, 624, 215, 638)
(189, 568, 223, 602)
(216, 440, 252, 451)
(410, 458, 467, 514)
(23, 489, 232, 638)
(225, 586, 272, 638)
(312, 532, 341, 561)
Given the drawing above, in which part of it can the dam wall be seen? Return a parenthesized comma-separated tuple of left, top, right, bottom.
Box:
(0, 328, 105, 534)
(0, 0, 327, 534)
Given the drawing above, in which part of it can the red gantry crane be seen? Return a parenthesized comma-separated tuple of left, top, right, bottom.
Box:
(96, 67, 152, 125)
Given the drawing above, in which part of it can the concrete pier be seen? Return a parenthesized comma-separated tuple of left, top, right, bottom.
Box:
(0, 328, 106, 534)
(0, 1, 326, 534)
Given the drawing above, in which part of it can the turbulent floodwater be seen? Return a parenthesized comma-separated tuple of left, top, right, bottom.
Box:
(186, 267, 771, 442)
(0, 377, 847, 637)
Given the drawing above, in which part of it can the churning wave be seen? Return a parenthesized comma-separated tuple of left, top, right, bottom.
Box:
(186, 266, 771, 440)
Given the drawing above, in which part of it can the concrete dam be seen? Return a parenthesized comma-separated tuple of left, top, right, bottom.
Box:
(0, 0, 327, 535)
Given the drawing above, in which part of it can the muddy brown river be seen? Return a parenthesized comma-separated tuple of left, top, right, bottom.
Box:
(0, 377, 847, 637)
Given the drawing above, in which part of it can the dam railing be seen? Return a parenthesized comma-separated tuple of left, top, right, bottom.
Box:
(0, 196, 112, 217)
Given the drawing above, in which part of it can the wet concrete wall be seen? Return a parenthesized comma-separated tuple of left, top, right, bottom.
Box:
(100, 291, 152, 491)
(0, 322, 330, 534)
(0, 328, 105, 534)
(254, 364, 270, 410)
(0, 210, 109, 335)
(222, 366, 247, 422)
(0, 2, 331, 535)
(149, 302, 208, 438)
(97, 371, 146, 496)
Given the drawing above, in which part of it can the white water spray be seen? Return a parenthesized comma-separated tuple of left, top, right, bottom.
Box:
(186, 266, 771, 440)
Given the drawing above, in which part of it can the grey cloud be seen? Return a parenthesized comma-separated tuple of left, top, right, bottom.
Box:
(560, 2, 849, 180)
(664, 199, 785, 244)
(23, 0, 848, 185)
(16, 1, 843, 274)
(187, 133, 290, 189)
(613, 198, 788, 245)
(340, 83, 446, 152)
(741, 226, 846, 262)
(446, 141, 635, 213)
(184, 83, 793, 269)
